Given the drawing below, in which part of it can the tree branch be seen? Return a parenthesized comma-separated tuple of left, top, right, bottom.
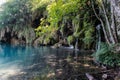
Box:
(91, 0, 110, 44)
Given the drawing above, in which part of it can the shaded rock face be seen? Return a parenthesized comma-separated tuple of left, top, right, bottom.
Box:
(51, 39, 69, 48)
(0, 27, 12, 43)
(32, 37, 41, 46)
(10, 36, 26, 45)
(11, 38, 20, 45)
(0, 27, 34, 45)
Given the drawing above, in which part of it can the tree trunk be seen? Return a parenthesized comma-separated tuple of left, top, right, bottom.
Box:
(101, 0, 116, 44)
(91, 0, 110, 45)
(92, 0, 119, 45)
(110, 0, 119, 43)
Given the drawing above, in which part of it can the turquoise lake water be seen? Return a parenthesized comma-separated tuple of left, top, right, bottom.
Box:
(0, 44, 99, 80)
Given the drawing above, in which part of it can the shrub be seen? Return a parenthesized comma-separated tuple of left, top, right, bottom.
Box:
(67, 35, 75, 45)
(93, 43, 120, 67)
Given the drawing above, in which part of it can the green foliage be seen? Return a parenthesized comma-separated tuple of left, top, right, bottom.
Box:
(35, 18, 57, 45)
(31, 0, 51, 11)
(33, 0, 96, 48)
(31, 0, 53, 20)
(47, 0, 81, 27)
(0, 0, 32, 28)
(47, 0, 63, 27)
(83, 22, 94, 48)
(72, 15, 81, 38)
(67, 35, 75, 45)
(93, 43, 120, 67)
(82, 11, 95, 48)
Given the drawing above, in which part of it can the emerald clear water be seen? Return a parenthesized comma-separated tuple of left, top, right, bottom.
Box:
(0, 44, 50, 80)
(0, 44, 100, 80)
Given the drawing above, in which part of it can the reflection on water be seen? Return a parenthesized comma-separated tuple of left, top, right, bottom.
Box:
(0, 44, 42, 80)
(0, 44, 100, 80)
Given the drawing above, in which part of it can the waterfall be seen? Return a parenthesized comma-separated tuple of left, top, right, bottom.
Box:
(75, 38, 79, 51)
(96, 24, 101, 51)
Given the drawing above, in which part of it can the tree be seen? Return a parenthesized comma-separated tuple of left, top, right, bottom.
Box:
(0, 0, 32, 28)
(34, 0, 96, 48)
(91, 0, 119, 45)
(0, 0, 35, 44)
(92, 0, 120, 67)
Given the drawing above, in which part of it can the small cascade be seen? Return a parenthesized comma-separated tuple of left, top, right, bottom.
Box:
(75, 38, 79, 51)
(96, 24, 101, 51)
(75, 38, 79, 62)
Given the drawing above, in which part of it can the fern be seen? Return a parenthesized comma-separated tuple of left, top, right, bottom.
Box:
(93, 43, 120, 67)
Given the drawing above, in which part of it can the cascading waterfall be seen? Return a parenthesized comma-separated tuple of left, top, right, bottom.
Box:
(75, 38, 78, 50)
(75, 38, 79, 62)
(96, 24, 101, 51)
